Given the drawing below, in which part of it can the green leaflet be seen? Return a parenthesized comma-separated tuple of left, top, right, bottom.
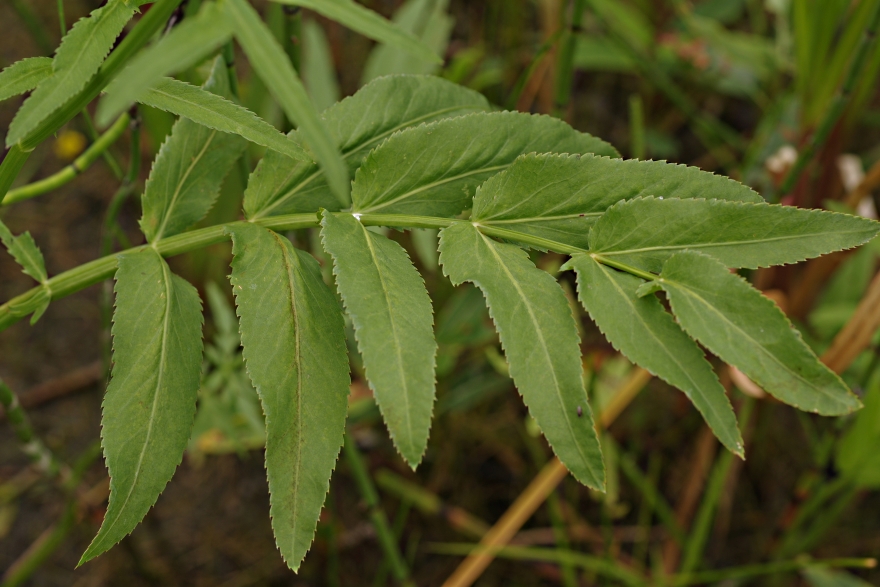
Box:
(273, 0, 440, 66)
(320, 212, 436, 467)
(471, 153, 762, 250)
(6, 0, 136, 147)
(302, 19, 341, 113)
(0, 57, 53, 103)
(138, 76, 309, 162)
(361, 0, 452, 83)
(439, 223, 604, 489)
(245, 74, 489, 219)
(140, 58, 247, 243)
(80, 249, 203, 564)
(228, 224, 349, 570)
(658, 251, 861, 416)
(352, 113, 618, 217)
(97, 1, 233, 126)
(589, 197, 880, 272)
(223, 0, 349, 206)
(0, 218, 49, 323)
(564, 254, 742, 456)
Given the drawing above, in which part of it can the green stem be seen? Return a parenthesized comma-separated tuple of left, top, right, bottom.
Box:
(666, 556, 875, 586)
(779, 0, 880, 195)
(343, 433, 414, 587)
(628, 94, 646, 160)
(0, 213, 662, 333)
(3, 114, 131, 206)
(10, 0, 54, 55)
(0, 146, 33, 201)
(56, 0, 66, 36)
(678, 397, 755, 577)
(80, 109, 124, 180)
(554, 0, 588, 116)
(0, 379, 63, 478)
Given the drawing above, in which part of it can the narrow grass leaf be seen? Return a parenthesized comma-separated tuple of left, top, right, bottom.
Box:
(352, 113, 618, 217)
(0, 57, 53, 102)
(589, 197, 880, 272)
(564, 254, 742, 456)
(302, 19, 341, 112)
(273, 0, 440, 65)
(659, 251, 861, 416)
(0, 218, 47, 283)
(439, 223, 604, 489)
(138, 76, 309, 161)
(140, 58, 247, 243)
(836, 374, 880, 488)
(228, 224, 349, 570)
(80, 249, 203, 564)
(245, 74, 488, 219)
(7, 0, 136, 146)
(97, 2, 233, 126)
(224, 0, 348, 206)
(320, 212, 435, 467)
(472, 154, 763, 250)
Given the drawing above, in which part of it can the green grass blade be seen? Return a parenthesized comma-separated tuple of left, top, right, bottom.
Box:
(140, 58, 247, 243)
(245, 74, 488, 220)
(320, 212, 436, 467)
(97, 1, 233, 126)
(589, 197, 880, 273)
(564, 254, 742, 456)
(438, 223, 604, 489)
(80, 249, 203, 564)
(0, 218, 48, 283)
(138, 76, 310, 161)
(659, 251, 862, 416)
(223, 0, 349, 206)
(228, 223, 349, 570)
(273, 0, 441, 65)
(0, 57, 53, 102)
(6, 0, 136, 147)
(352, 112, 619, 217)
(302, 19, 341, 113)
(471, 153, 762, 250)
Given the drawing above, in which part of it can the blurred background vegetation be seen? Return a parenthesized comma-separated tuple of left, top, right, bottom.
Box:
(2, 0, 880, 585)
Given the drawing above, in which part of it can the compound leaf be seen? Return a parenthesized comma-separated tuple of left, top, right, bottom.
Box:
(140, 58, 247, 243)
(659, 251, 861, 416)
(245, 74, 488, 219)
(439, 222, 604, 489)
(471, 154, 762, 250)
(224, 0, 349, 206)
(564, 254, 742, 456)
(80, 249, 203, 564)
(97, 1, 233, 126)
(272, 0, 440, 65)
(352, 112, 619, 217)
(7, 0, 136, 146)
(589, 197, 880, 272)
(138, 76, 309, 161)
(0, 57, 53, 103)
(228, 223, 349, 570)
(320, 212, 435, 467)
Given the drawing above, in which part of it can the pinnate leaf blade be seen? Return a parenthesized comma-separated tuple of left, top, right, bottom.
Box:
(0, 57, 53, 103)
(137, 76, 310, 161)
(320, 212, 436, 467)
(471, 154, 762, 250)
(140, 58, 247, 243)
(245, 74, 489, 219)
(7, 0, 136, 146)
(564, 254, 742, 456)
(81, 249, 203, 564)
(273, 0, 440, 65)
(658, 251, 861, 416)
(97, 1, 233, 126)
(228, 224, 349, 569)
(589, 197, 880, 272)
(224, 0, 349, 205)
(439, 223, 604, 489)
(351, 112, 618, 217)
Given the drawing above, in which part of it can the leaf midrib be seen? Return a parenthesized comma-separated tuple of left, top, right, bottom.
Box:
(479, 231, 597, 481)
(253, 105, 478, 220)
